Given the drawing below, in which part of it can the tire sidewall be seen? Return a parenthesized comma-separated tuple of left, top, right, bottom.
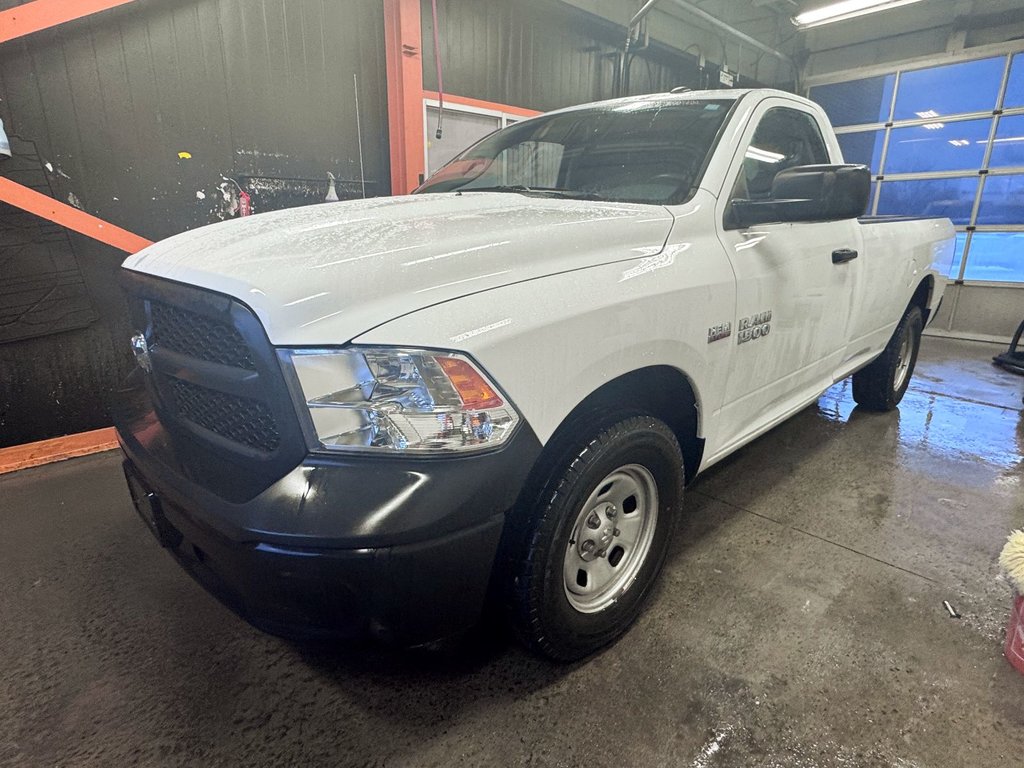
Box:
(532, 417, 683, 657)
(892, 306, 923, 403)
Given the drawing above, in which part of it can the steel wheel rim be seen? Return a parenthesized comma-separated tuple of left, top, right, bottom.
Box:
(893, 326, 914, 392)
(562, 464, 659, 614)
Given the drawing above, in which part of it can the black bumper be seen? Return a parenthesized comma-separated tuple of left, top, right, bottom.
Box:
(118, 416, 541, 646)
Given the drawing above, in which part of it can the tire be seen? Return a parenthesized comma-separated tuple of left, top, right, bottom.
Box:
(852, 305, 923, 411)
(506, 414, 684, 661)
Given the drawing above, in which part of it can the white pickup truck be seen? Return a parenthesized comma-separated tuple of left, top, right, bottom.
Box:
(116, 88, 954, 660)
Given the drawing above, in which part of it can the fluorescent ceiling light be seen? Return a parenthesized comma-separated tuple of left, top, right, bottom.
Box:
(921, 122, 945, 130)
(793, 0, 927, 29)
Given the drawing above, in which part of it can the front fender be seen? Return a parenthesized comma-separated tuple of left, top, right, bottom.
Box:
(355, 255, 735, 447)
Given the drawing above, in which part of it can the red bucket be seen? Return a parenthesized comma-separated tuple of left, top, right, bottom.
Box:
(1006, 592, 1024, 675)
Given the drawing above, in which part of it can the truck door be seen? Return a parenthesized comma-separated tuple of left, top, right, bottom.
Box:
(711, 101, 862, 456)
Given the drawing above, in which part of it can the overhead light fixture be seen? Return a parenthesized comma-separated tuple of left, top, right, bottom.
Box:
(793, 0, 927, 29)
(0, 117, 10, 160)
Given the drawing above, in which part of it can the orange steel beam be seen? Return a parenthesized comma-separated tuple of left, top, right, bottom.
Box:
(0, 177, 152, 253)
(0, 427, 118, 474)
(0, 0, 135, 44)
(422, 91, 542, 118)
(383, 0, 425, 195)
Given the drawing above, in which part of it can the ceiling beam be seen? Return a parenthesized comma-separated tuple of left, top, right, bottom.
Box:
(628, 0, 792, 64)
(0, 0, 135, 45)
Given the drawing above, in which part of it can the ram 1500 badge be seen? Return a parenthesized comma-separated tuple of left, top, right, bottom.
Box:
(115, 89, 954, 660)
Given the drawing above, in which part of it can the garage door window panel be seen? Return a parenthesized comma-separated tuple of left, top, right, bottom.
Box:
(989, 114, 1024, 169)
(960, 232, 1024, 282)
(809, 75, 895, 127)
(885, 118, 992, 174)
(975, 174, 1024, 225)
(875, 177, 978, 224)
(1003, 52, 1024, 108)
(836, 130, 886, 173)
(893, 57, 1005, 121)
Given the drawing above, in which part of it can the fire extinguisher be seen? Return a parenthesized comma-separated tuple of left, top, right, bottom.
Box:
(238, 189, 252, 217)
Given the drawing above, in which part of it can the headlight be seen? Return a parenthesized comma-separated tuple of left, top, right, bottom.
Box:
(279, 347, 521, 454)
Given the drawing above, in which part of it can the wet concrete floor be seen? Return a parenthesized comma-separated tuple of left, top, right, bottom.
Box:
(1, 336, 1022, 767)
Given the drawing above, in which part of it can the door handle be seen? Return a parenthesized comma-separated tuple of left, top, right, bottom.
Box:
(832, 248, 858, 264)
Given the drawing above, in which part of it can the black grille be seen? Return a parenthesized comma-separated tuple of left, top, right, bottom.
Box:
(150, 301, 256, 370)
(168, 378, 281, 453)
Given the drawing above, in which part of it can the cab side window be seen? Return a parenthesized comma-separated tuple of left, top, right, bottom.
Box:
(732, 108, 830, 201)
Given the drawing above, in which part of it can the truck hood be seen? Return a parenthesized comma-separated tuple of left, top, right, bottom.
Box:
(123, 193, 674, 345)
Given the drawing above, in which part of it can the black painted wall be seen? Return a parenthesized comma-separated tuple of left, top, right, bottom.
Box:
(421, 0, 740, 110)
(0, 0, 390, 447)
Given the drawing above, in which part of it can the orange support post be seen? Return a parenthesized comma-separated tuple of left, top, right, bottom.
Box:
(383, 0, 426, 196)
(0, 427, 119, 475)
(0, 177, 152, 254)
(0, 0, 136, 44)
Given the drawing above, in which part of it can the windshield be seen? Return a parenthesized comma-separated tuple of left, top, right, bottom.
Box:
(416, 98, 734, 205)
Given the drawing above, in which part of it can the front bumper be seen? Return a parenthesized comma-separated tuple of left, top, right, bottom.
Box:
(118, 412, 541, 646)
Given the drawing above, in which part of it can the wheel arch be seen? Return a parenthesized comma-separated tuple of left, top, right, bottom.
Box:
(528, 365, 704, 488)
(909, 274, 935, 324)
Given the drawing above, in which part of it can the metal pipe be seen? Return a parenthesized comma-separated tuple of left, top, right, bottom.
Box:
(353, 74, 366, 199)
(665, 0, 792, 64)
(629, 0, 662, 28)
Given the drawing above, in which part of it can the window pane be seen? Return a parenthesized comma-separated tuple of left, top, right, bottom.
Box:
(836, 130, 885, 173)
(810, 75, 895, 127)
(893, 57, 1005, 121)
(736, 108, 829, 199)
(989, 114, 1024, 169)
(502, 141, 563, 188)
(976, 174, 1024, 225)
(884, 118, 991, 174)
(876, 177, 978, 224)
(949, 231, 968, 278)
(425, 107, 501, 175)
(1004, 52, 1024, 108)
(961, 232, 1024, 282)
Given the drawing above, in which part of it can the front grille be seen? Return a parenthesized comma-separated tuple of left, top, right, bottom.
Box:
(168, 378, 281, 453)
(150, 301, 256, 370)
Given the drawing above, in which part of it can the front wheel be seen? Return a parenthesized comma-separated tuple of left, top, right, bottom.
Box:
(852, 305, 923, 411)
(506, 414, 684, 661)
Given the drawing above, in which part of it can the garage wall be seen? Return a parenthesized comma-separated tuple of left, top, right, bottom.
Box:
(420, 0, 708, 113)
(0, 0, 391, 448)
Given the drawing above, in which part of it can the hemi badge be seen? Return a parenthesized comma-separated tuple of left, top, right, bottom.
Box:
(708, 322, 732, 343)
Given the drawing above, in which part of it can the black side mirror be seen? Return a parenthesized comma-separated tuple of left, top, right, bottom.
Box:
(728, 164, 870, 229)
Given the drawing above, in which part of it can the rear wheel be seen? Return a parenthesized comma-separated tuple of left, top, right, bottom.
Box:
(506, 414, 684, 661)
(852, 305, 923, 411)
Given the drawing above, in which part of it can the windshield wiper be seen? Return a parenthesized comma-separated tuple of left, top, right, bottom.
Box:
(460, 185, 603, 201)
(461, 184, 536, 194)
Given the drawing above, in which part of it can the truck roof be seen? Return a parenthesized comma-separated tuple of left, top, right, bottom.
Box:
(539, 88, 819, 120)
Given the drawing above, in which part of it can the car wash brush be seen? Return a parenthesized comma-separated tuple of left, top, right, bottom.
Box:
(999, 530, 1024, 675)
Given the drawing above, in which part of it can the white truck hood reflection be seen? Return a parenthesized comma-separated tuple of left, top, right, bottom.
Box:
(123, 193, 675, 345)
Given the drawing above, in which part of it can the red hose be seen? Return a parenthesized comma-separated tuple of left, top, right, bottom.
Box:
(431, 0, 444, 139)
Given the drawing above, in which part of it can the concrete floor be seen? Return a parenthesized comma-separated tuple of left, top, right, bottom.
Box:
(1, 336, 1022, 767)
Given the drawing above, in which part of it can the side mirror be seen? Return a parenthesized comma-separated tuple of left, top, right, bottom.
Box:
(728, 164, 870, 229)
